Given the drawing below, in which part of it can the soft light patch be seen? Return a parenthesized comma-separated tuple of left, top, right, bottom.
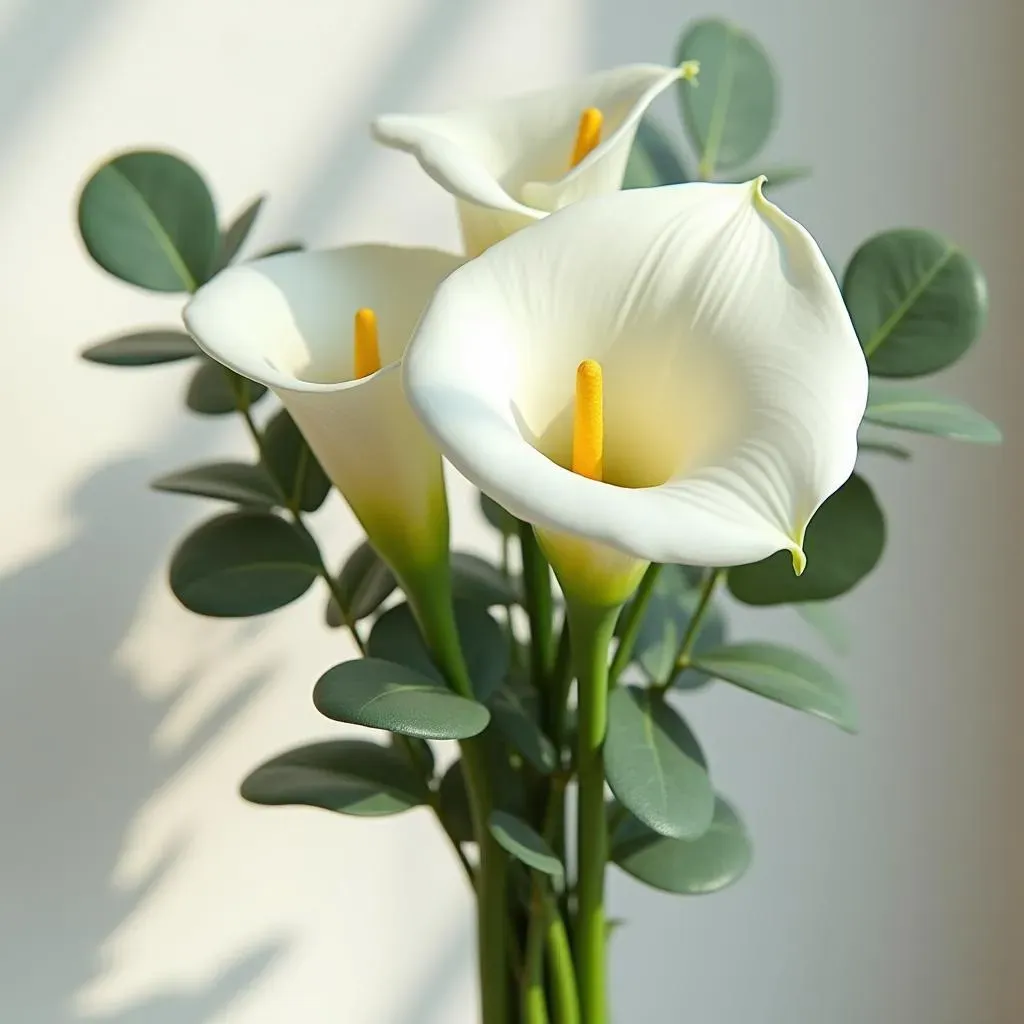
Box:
(353, 308, 381, 378)
(572, 359, 604, 480)
(570, 107, 603, 168)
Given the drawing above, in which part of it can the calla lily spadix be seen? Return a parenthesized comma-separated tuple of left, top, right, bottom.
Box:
(183, 245, 463, 584)
(372, 63, 697, 258)
(402, 179, 869, 604)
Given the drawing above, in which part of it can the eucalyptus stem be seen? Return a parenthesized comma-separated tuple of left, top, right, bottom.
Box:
(565, 598, 619, 1024)
(518, 521, 554, 686)
(655, 567, 723, 692)
(608, 562, 662, 685)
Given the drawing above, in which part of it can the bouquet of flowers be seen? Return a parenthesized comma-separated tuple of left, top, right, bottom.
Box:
(75, 16, 998, 1023)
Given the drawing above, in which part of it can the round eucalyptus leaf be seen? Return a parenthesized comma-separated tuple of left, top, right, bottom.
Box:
(368, 600, 509, 703)
(728, 473, 885, 605)
(612, 797, 752, 895)
(218, 194, 265, 269)
(479, 491, 517, 536)
(169, 511, 320, 617)
(313, 658, 491, 739)
(623, 117, 689, 189)
(325, 541, 397, 628)
(82, 329, 198, 366)
(488, 811, 564, 882)
(77, 149, 219, 292)
(262, 409, 331, 512)
(843, 229, 987, 377)
(863, 381, 1002, 444)
(186, 359, 266, 415)
(451, 552, 521, 606)
(676, 19, 777, 176)
(605, 687, 714, 840)
(151, 461, 281, 507)
(691, 642, 856, 731)
(240, 739, 425, 816)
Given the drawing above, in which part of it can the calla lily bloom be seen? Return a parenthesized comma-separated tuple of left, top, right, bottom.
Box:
(403, 180, 869, 599)
(373, 63, 696, 257)
(184, 245, 463, 582)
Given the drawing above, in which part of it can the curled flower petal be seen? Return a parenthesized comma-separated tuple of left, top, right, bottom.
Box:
(403, 181, 868, 571)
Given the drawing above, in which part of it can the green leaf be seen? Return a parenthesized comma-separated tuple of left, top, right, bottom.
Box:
(489, 683, 558, 773)
(368, 601, 509, 703)
(262, 408, 332, 511)
(77, 149, 219, 292)
(186, 358, 267, 415)
(605, 687, 714, 840)
(677, 19, 777, 177)
(794, 601, 850, 656)
(863, 381, 1001, 444)
(690, 642, 857, 731)
(451, 552, 520, 607)
(623, 117, 689, 189)
(488, 811, 564, 882)
(81, 328, 198, 366)
(479, 491, 517, 536)
(858, 436, 912, 460)
(169, 510, 320, 617)
(325, 541, 397, 628)
(313, 658, 491, 739)
(218, 194, 264, 268)
(240, 739, 425, 816)
(612, 797, 752, 895)
(843, 229, 987, 377)
(728, 473, 885, 605)
(151, 461, 281, 507)
(617, 565, 725, 689)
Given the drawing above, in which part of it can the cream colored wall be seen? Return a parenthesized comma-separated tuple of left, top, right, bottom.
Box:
(1, 0, 1020, 1022)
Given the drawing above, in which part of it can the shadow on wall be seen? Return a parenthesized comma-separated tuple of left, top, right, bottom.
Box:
(0, 444, 283, 1023)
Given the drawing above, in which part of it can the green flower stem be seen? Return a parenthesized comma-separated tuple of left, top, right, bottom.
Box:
(544, 894, 579, 1024)
(522, 889, 551, 1024)
(655, 567, 724, 692)
(518, 520, 554, 686)
(405, 574, 509, 1024)
(607, 562, 663, 685)
(565, 598, 620, 1024)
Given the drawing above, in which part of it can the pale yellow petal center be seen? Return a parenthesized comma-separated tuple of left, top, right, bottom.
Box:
(570, 107, 604, 168)
(353, 307, 381, 378)
(572, 358, 604, 480)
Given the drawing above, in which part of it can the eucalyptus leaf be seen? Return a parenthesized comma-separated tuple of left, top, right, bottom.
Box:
(262, 408, 331, 511)
(843, 228, 987, 377)
(368, 601, 509, 703)
(82, 329, 198, 366)
(151, 461, 281, 507)
(240, 739, 425, 816)
(676, 18, 777, 177)
(728, 473, 885, 605)
(612, 798, 752, 895)
(691, 642, 857, 731)
(605, 687, 714, 840)
(313, 658, 491, 740)
(325, 541, 397, 628)
(218, 194, 265, 268)
(479, 491, 517, 536)
(451, 552, 521, 606)
(623, 117, 689, 189)
(489, 683, 558, 773)
(77, 149, 219, 292)
(488, 811, 563, 881)
(858, 437, 912, 460)
(863, 381, 1002, 444)
(169, 510, 320, 617)
(186, 359, 266, 415)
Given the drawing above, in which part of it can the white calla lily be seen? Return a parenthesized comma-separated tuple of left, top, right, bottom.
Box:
(183, 245, 463, 582)
(403, 180, 869, 600)
(373, 63, 695, 257)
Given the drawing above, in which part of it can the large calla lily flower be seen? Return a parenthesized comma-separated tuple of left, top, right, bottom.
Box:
(373, 63, 695, 257)
(403, 180, 869, 591)
(184, 245, 463, 580)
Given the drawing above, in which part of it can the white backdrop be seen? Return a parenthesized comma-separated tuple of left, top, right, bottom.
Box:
(1, 0, 1021, 1021)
